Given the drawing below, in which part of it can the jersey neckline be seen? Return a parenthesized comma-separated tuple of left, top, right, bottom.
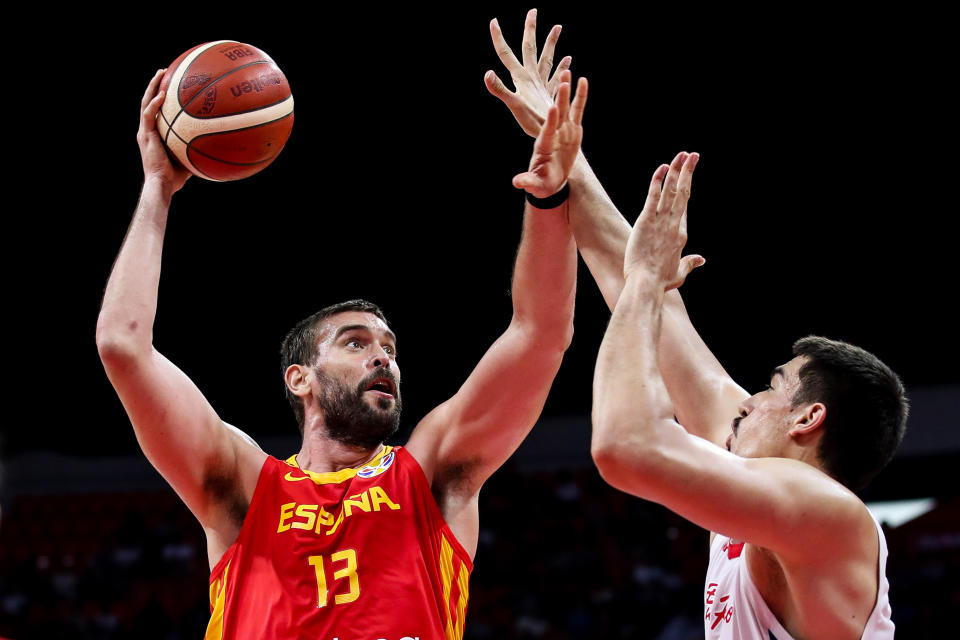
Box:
(283, 446, 395, 485)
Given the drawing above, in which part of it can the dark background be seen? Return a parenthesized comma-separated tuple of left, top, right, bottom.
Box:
(2, 5, 957, 638)
(8, 5, 956, 456)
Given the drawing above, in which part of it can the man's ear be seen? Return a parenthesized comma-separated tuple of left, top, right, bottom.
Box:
(285, 364, 312, 399)
(789, 402, 826, 441)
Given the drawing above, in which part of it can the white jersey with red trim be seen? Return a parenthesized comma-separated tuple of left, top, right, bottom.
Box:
(703, 517, 894, 639)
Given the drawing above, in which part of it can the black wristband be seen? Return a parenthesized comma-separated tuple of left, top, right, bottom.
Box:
(525, 182, 570, 209)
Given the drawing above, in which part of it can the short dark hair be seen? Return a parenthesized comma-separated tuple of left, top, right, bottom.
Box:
(790, 336, 909, 491)
(280, 300, 389, 433)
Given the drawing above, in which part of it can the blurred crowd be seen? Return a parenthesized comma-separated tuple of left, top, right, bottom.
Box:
(1, 464, 955, 638)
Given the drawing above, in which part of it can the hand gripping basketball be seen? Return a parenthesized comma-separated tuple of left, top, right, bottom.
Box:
(155, 41, 294, 182)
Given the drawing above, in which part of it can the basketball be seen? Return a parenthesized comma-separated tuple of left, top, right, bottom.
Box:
(156, 41, 294, 181)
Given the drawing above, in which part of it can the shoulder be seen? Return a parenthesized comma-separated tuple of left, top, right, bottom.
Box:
(760, 460, 877, 566)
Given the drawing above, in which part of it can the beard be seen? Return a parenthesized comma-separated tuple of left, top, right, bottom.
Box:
(312, 366, 402, 449)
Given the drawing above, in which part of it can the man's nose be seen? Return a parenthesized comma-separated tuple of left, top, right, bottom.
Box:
(368, 345, 391, 370)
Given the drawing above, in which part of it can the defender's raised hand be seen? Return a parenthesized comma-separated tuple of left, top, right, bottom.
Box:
(625, 152, 705, 290)
(512, 70, 588, 199)
(486, 8, 572, 138)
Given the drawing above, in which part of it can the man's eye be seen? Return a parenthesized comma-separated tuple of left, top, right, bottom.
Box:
(346, 339, 361, 349)
(383, 345, 395, 355)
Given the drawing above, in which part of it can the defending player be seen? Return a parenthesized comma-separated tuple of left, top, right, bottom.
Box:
(487, 11, 906, 638)
(96, 63, 587, 638)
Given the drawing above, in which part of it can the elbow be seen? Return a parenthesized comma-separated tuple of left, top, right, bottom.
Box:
(550, 319, 575, 353)
(515, 315, 575, 355)
(96, 314, 150, 366)
(591, 438, 643, 495)
(590, 412, 665, 497)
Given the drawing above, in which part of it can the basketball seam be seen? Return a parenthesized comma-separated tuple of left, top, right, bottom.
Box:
(175, 41, 233, 109)
(165, 110, 293, 154)
(185, 113, 294, 168)
(186, 96, 294, 120)
(165, 42, 226, 148)
(168, 59, 285, 139)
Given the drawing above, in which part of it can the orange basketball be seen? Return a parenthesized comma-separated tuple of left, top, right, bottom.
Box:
(156, 41, 294, 181)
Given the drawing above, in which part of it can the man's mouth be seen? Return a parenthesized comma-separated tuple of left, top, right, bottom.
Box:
(725, 434, 733, 451)
(364, 377, 395, 398)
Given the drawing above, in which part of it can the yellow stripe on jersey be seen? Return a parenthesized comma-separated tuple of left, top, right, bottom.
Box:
(439, 535, 455, 640)
(283, 446, 394, 485)
(205, 561, 231, 640)
(455, 562, 470, 640)
(439, 534, 469, 640)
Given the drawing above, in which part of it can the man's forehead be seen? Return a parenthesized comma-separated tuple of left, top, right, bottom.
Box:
(773, 356, 808, 381)
(316, 311, 394, 340)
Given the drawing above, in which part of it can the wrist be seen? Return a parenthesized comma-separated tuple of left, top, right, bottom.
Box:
(526, 182, 570, 210)
(623, 266, 663, 294)
(141, 175, 177, 205)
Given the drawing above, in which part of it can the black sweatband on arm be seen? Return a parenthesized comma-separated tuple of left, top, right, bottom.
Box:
(525, 182, 570, 209)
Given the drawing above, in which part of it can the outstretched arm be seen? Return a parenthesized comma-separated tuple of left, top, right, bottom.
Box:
(96, 70, 265, 564)
(568, 159, 747, 446)
(406, 69, 586, 557)
(485, 9, 747, 446)
(591, 154, 872, 563)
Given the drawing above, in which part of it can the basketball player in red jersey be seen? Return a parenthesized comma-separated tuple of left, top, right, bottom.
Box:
(487, 11, 907, 639)
(97, 55, 587, 638)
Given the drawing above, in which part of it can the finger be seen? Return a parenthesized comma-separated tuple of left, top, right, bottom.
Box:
(570, 77, 588, 124)
(640, 164, 670, 216)
(141, 68, 165, 113)
(512, 171, 538, 191)
(484, 70, 520, 107)
(490, 18, 524, 76)
(521, 8, 538, 69)
(538, 24, 561, 82)
(535, 104, 560, 153)
(555, 81, 571, 126)
(658, 152, 688, 215)
(141, 90, 166, 131)
(673, 152, 700, 214)
(547, 56, 572, 96)
(674, 255, 706, 289)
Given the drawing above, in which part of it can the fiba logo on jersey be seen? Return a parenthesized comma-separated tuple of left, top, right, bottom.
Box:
(357, 451, 396, 478)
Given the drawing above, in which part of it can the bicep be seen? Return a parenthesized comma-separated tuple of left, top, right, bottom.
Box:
(597, 422, 859, 561)
(101, 348, 262, 524)
(407, 321, 564, 490)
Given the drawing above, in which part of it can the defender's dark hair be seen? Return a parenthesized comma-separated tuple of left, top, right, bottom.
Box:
(790, 336, 909, 491)
(280, 300, 388, 433)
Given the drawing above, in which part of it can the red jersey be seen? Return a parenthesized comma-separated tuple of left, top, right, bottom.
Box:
(204, 446, 473, 640)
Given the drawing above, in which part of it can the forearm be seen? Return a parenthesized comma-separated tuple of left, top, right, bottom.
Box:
(594, 272, 673, 431)
(568, 152, 631, 311)
(659, 295, 748, 444)
(592, 272, 675, 478)
(570, 152, 690, 317)
(510, 201, 577, 345)
(570, 153, 743, 443)
(96, 177, 174, 356)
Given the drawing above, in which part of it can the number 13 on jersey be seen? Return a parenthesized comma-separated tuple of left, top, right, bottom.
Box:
(309, 549, 359, 608)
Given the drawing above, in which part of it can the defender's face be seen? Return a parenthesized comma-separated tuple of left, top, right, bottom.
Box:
(312, 311, 401, 412)
(727, 356, 808, 458)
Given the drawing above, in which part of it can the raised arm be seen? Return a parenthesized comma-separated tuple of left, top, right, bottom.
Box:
(96, 70, 265, 564)
(405, 69, 585, 556)
(591, 153, 872, 567)
(568, 159, 747, 446)
(484, 9, 747, 446)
